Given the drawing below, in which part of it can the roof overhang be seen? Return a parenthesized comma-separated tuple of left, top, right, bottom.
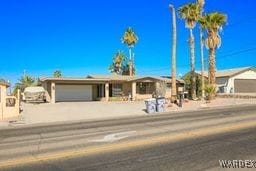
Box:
(40, 77, 110, 84)
(39, 76, 185, 84)
(0, 81, 9, 87)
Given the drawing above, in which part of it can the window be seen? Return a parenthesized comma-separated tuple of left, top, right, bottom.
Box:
(112, 84, 123, 97)
(137, 82, 155, 94)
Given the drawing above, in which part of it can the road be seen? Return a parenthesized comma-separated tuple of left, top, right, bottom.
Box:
(1, 105, 256, 171)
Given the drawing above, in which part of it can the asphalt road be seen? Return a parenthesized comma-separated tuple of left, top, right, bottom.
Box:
(1, 105, 256, 171)
(6, 127, 256, 171)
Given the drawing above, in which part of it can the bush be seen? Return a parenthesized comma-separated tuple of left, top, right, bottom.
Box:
(205, 84, 216, 101)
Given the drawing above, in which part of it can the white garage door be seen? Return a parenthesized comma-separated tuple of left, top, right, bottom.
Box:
(55, 85, 92, 102)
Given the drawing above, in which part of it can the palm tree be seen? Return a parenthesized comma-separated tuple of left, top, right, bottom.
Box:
(53, 70, 62, 78)
(197, 0, 206, 99)
(199, 12, 227, 90)
(122, 63, 135, 76)
(121, 27, 138, 76)
(179, 3, 200, 100)
(109, 50, 126, 75)
(13, 75, 35, 94)
(169, 4, 177, 103)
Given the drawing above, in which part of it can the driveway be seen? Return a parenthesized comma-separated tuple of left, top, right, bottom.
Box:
(2, 97, 256, 126)
(21, 101, 147, 124)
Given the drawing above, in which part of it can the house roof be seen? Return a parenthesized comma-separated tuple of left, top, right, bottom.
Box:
(159, 76, 185, 83)
(40, 75, 185, 84)
(87, 75, 134, 81)
(195, 66, 255, 78)
(0, 79, 9, 87)
(87, 75, 185, 83)
(40, 77, 110, 82)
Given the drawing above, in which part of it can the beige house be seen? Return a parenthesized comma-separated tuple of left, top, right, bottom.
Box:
(0, 80, 20, 120)
(40, 75, 184, 103)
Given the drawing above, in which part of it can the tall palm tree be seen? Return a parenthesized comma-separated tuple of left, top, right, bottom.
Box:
(197, 0, 206, 99)
(169, 4, 177, 102)
(179, 3, 200, 100)
(121, 27, 138, 76)
(109, 50, 126, 75)
(199, 12, 227, 91)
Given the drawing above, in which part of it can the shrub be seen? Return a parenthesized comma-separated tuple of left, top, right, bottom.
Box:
(205, 84, 216, 101)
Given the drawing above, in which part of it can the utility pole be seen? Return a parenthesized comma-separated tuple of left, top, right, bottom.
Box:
(169, 4, 177, 103)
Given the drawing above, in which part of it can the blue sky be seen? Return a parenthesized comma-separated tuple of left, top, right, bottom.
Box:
(0, 0, 255, 85)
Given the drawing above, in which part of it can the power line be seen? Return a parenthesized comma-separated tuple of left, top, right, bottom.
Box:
(217, 47, 256, 59)
(138, 47, 256, 74)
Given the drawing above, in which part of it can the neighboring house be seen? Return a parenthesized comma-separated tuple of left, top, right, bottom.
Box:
(40, 75, 184, 103)
(194, 66, 256, 93)
(0, 80, 20, 120)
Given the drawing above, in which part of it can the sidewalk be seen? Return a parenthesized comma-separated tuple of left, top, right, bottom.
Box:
(0, 97, 256, 128)
(170, 97, 256, 111)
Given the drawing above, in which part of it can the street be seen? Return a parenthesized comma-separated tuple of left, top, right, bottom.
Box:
(6, 127, 256, 171)
(1, 105, 256, 171)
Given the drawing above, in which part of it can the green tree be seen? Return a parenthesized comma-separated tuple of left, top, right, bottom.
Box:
(53, 70, 62, 78)
(121, 27, 138, 76)
(109, 50, 126, 75)
(179, 3, 200, 100)
(13, 75, 35, 95)
(199, 12, 227, 91)
(122, 63, 135, 76)
(182, 72, 208, 98)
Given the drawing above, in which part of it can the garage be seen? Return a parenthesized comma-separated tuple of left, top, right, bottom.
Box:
(55, 85, 92, 102)
(234, 79, 256, 93)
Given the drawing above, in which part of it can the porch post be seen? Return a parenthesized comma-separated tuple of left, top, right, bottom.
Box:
(42, 82, 50, 103)
(105, 82, 109, 101)
(101, 84, 104, 97)
(51, 82, 56, 104)
(132, 82, 136, 101)
(155, 82, 159, 96)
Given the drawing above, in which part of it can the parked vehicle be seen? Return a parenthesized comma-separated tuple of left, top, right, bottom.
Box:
(23, 86, 46, 103)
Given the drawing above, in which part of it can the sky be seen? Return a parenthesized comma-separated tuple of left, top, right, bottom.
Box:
(0, 0, 256, 86)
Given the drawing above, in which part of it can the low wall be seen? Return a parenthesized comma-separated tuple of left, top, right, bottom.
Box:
(1, 96, 20, 120)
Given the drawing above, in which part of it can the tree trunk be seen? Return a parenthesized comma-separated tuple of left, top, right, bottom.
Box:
(189, 28, 197, 100)
(199, 2, 205, 99)
(169, 4, 177, 103)
(208, 47, 216, 86)
(199, 26, 205, 99)
(129, 48, 133, 76)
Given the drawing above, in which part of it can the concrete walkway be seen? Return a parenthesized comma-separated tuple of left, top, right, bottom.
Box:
(0, 98, 256, 127)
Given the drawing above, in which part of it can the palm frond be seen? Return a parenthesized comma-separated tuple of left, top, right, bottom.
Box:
(178, 3, 200, 28)
(121, 27, 138, 47)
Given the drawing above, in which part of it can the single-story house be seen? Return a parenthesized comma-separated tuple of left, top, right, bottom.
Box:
(195, 66, 256, 93)
(0, 80, 20, 120)
(40, 75, 184, 103)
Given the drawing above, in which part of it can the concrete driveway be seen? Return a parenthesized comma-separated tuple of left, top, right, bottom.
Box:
(21, 101, 147, 124)
(3, 97, 256, 126)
